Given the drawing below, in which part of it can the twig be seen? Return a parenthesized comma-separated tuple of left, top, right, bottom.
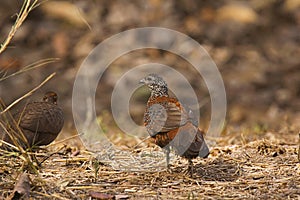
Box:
(46, 133, 84, 147)
(75, 5, 91, 30)
(130, 136, 151, 152)
(38, 145, 67, 165)
(0, 0, 39, 54)
(0, 72, 56, 115)
(0, 58, 59, 82)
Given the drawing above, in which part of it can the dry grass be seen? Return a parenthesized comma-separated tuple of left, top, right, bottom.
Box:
(0, 0, 39, 54)
(0, 1, 299, 199)
(0, 72, 56, 114)
(0, 0, 59, 83)
(0, 132, 299, 199)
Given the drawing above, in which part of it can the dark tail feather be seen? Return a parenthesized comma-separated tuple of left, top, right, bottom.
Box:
(183, 140, 209, 159)
(184, 129, 209, 159)
(198, 139, 209, 158)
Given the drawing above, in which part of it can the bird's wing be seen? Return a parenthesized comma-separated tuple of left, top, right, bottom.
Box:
(16, 102, 64, 134)
(144, 96, 189, 135)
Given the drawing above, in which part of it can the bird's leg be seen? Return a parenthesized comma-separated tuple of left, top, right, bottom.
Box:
(165, 146, 170, 169)
(188, 158, 194, 177)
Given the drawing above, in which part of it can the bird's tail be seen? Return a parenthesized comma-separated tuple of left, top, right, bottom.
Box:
(197, 132, 209, 158)
(168, 122, 210, 159)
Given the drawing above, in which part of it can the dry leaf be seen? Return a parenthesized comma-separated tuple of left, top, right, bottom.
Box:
(284, 0, 300, 12)
(216, 3, 258, 24)
(89, 191, 114, 200)
(41, 1, 87, 27)
(9, 172, 30, 200)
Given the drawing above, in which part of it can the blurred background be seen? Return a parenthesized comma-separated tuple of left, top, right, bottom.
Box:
(0, 0, 299, 144)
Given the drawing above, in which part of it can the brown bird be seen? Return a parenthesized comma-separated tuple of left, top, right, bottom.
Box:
(2, 91, 64, 149)
(140, 74, 209, 175)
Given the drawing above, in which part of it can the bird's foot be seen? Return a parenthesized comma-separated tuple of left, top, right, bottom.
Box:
(188, 167, 194, 178)
(187, 159, 194, 178)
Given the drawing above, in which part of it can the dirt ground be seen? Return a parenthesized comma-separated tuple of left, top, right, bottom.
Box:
(0, 133, 299, 199)
(1, 0, 300, 199)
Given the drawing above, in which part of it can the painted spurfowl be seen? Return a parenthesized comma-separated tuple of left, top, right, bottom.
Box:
(1, 91, 64, 149)
(140, 74, 209, 175)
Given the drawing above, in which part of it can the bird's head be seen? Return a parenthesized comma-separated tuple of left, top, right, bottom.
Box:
(139, 74, 168, 97)
(43, 91, 58, 104)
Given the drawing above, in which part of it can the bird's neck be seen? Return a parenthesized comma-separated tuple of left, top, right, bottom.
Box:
(150, 86, 168, 98)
